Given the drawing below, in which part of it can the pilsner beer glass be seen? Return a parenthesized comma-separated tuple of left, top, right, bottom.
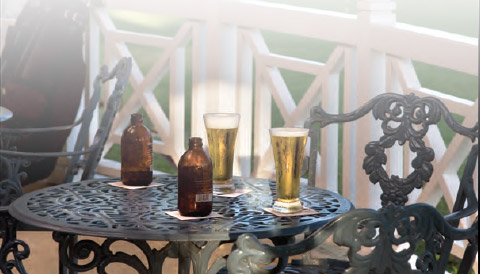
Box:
(270, 127, 308, 213)
(203, 113, 240, 194)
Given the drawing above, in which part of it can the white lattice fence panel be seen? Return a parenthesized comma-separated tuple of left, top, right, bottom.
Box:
(92, 8, 193, 175)
(239, 29, 354, 195)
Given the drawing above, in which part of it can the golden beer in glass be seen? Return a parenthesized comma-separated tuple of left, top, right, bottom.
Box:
(203, 113, 240, 194)
(270, 128, 308, 213)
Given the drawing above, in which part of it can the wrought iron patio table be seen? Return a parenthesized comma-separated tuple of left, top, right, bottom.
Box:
(8, 174, 352, 274)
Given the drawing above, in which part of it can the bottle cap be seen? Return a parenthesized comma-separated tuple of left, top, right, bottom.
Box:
(131, 113, 143, 123)
(189, 137, 203, 147)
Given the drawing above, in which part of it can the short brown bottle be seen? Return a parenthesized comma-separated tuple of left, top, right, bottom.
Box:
(121, 113, 153, 186)
(178, 137, 213, 216)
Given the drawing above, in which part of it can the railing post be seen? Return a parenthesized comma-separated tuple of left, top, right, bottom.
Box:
(191, 0, 243, 174)
(351, 0, 396, 208)
(235, 31, 253, 176)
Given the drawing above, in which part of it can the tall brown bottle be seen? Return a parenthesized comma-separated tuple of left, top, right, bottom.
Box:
(178, 137, 213, 216)
(121, 113, 153, 186)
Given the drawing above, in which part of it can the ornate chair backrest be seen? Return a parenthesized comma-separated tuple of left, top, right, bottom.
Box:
(65, 57, 132, 182)
(304, 93, 478, 206)
(304, 94, 479, 272)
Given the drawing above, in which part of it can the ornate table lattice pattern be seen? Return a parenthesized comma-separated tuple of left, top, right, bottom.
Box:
(10, 175, 352, 242)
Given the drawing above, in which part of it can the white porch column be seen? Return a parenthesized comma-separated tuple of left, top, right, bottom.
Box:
(190, 0, 242, 174)
(352, 0, 396, 208)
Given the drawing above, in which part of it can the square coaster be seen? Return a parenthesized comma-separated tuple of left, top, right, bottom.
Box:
(108, 181, 163, 190)
(263, 207, 319, 217)
(165, 211, 223, 220)
(214, 188, 252, 198)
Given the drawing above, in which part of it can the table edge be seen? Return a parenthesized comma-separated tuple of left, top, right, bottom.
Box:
(8, 176, 354, 241)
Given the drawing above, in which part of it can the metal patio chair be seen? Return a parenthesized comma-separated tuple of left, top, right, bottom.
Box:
(0, 57, 132, 274)
(227, 93, 478, 274)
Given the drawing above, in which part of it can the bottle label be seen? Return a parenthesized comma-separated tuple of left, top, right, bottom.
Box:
(195, 193, 212, 202)
(148, 142, 153, 171)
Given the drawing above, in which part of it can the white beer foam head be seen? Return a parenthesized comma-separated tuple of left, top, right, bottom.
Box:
(270, 127, 309, 137)
(203, 113, 240, 129)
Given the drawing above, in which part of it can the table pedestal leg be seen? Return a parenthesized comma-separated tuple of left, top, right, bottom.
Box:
(269, 235, 296, 273)
(178, 253, 191, 274)
(178, 241, 228, 274)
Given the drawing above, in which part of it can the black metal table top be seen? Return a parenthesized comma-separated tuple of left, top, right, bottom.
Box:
(9, 174, 352, 241)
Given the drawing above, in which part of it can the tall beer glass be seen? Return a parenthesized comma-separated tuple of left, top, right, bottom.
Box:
(270, 127, 308, 213)
(203, 113, 240, 194)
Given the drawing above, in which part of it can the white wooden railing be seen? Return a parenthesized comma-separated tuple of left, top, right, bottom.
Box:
(90, 0, 477, 204)
(1, 0, 477, 266)
(88, 1, 477, 262)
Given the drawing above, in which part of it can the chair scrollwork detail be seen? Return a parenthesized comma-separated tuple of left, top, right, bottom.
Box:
(0, 155, 29, 207)
(228, 204, 478, 274)
(306, 93, 478, 206)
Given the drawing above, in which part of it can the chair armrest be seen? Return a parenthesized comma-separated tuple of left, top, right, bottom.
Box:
(227, 204, 478, 274)
(0, 119, 82, 134)
(0, 146, 96, 158)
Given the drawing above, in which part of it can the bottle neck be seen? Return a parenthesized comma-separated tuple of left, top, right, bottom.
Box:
(131, 113, 143, 125)
(189, 137, 203, 149)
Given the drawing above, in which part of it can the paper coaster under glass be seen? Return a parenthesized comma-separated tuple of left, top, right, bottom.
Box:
(214, 188, 252, 198)
(263, 207, 319, 217)
(108, 181, 163, 190)
(165, 211, 223, 220)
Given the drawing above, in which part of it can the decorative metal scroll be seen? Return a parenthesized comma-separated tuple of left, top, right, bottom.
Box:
(53, 232, 183, 274)
(228, 203, 479, 274)
(305, 93, 478, 206)
(0, 210, 29, 274)
(0, 155, 28, 206)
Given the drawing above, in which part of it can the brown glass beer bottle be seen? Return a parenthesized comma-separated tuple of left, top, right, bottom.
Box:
(121, 113, 153, 186)
(178, 137, 213, 216)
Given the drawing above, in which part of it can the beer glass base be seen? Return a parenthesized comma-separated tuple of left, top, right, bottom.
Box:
(272, 200, 303, 214)
(213, 180, 235, 195)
